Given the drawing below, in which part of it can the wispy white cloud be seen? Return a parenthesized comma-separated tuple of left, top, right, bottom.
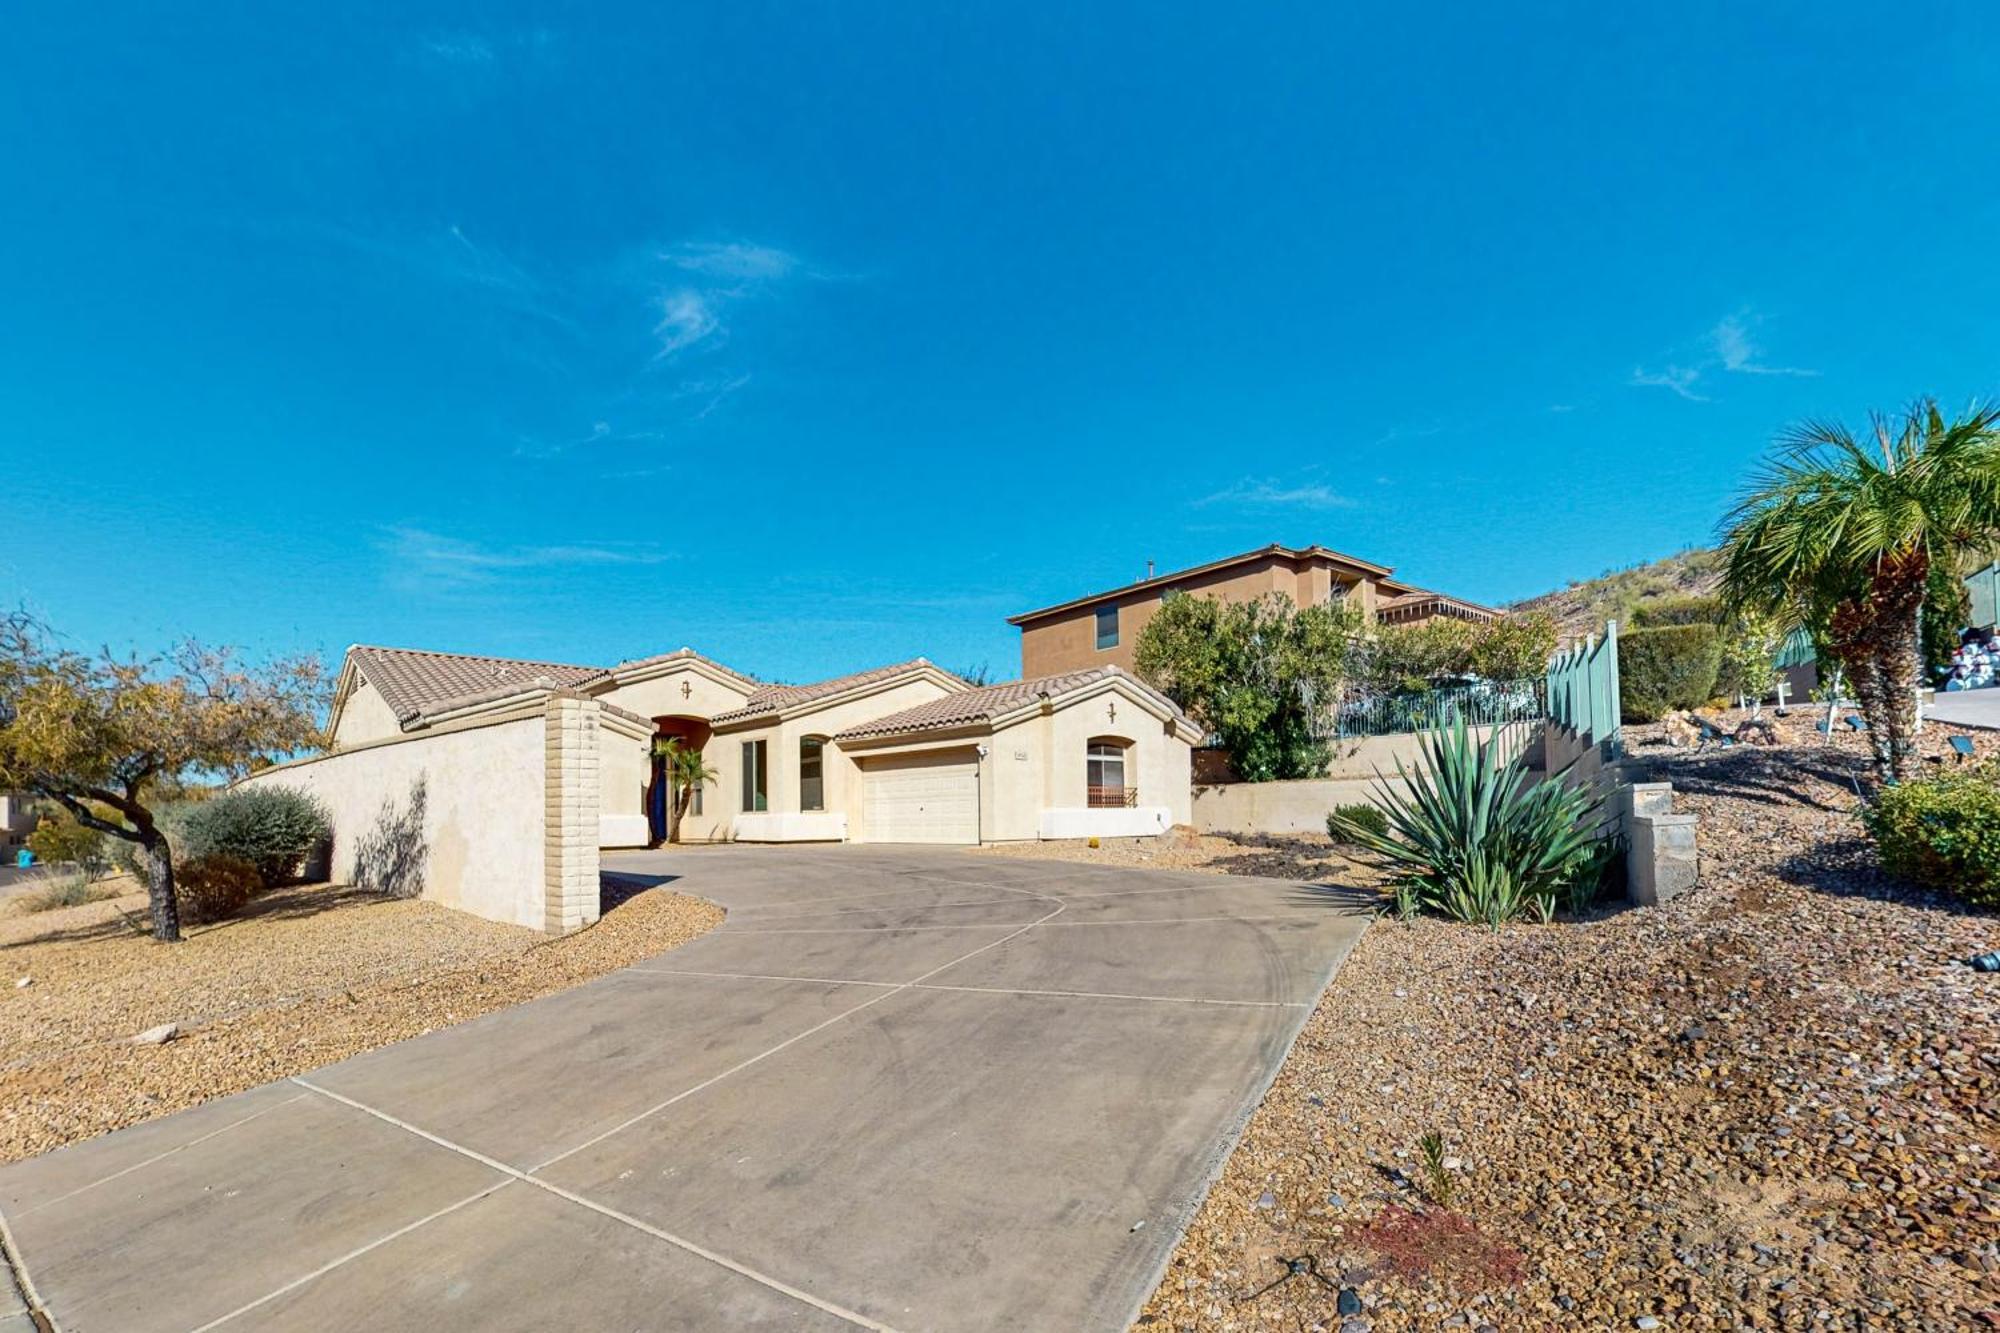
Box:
(1712, 312, 1818, 377)
(1195, 477, 1355, 509)
(413, 27, 558, 73)
(421, 34, 495, 64)
(646, 237, 822, 361)
(666, 241, 801, 283)
(1629, 365, 1709, 402)
(513, 421, 666, 460)
(383, 526, 672, 591)
(1629, 309, 1815, 403)
(653, 289, 722, 357)
(1548, 403, 1577, 414)
(674, 373, 752, 420)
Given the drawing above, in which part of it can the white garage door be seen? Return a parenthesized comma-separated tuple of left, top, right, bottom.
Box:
(862, 752, 979, 844)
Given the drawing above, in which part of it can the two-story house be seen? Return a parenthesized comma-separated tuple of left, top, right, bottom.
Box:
(1008, 542, 1497, 677)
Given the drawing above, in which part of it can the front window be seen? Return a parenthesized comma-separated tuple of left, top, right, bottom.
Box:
(1087, 739, 1130, 807)
(1095, 605, 1119, 650)
(740, 740, 768, 812)
(800, 736, 825, 811)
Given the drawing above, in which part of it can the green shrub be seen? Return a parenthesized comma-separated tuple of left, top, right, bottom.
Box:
(1618, 624, 1722, 722)
(1862, 767, 2000, 908)
(1327, 803, 1390, 843)
(1327, 715, 1605, 925)
(177, 788, 330, 887)
(175, 854, 263, 923)
(1631, 594, 1723, 628)
(26, 812, 111, 880)
(1466, 612, 1557, 683)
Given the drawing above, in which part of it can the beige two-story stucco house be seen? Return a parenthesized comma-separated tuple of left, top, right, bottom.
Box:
(326, 643, 1202, 849)
(1008, 542, 1499, 677)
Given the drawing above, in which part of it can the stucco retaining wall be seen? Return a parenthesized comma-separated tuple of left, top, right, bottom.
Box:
(239, 696, 602, 933)
(1192, 723, 1531, 836)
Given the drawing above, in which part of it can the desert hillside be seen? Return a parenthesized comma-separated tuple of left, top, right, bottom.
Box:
(1509, 547, 1722, 641)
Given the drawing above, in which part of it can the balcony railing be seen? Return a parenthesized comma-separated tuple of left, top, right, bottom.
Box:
(1087, 785, 1139, 809)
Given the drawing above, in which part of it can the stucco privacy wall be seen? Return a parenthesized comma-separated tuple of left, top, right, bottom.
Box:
(1191, 722, 1530, 836)
(238, 696, 603, 932)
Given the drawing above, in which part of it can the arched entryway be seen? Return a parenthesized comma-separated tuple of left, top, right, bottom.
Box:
(648, 716, 713, 845)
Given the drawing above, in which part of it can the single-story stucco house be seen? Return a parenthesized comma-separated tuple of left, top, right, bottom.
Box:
(324, 644, 1201, 850)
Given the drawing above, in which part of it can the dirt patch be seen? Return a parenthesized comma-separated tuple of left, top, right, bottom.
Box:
(0, 878, 723, 1165)
(975, 828, 1383, 889)
(1010, 718, 1997, 1329)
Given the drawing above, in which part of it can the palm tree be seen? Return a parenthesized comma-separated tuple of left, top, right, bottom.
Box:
(660, 740, 718, 844)
(1721, 400, 2000, 782)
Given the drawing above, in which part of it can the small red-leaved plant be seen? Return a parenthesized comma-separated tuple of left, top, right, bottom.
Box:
(1353, 1206, 1526, 1290)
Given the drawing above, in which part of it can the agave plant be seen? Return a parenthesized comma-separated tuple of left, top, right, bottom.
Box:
(1328, 715, 1605, 925)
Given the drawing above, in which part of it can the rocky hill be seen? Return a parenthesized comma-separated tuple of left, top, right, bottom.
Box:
(1510, 547, 1723, 641)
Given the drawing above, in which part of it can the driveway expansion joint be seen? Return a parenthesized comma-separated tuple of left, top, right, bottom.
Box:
(284, 1077, 899, 1332)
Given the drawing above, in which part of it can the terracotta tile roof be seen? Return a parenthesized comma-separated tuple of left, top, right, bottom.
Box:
(600, 647, 758, 688)
(834, 666, 1191, 740)
(347, 645, 605, 725)
(711, 659, 959, 725)
(1007, 542, 1397, 625)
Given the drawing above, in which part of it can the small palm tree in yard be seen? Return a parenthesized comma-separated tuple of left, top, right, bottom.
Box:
(1721, 400, 2000, 784)
(662, 741, 718, 844)
(1329, 715, 1607, 926)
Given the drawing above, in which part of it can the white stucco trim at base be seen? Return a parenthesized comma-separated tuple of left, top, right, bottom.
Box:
(732, 811, 849, 843)
(599, 813, 652, 849)
(1039, 806, 1175, 840)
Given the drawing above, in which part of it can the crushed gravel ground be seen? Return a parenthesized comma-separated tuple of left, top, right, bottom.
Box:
(0, 877, 722, 1165)
(990, 713, 2000, 1330)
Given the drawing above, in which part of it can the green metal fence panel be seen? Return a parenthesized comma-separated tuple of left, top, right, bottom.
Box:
(1774, 628, 1815, 670)
(1969, 562, 2000, 630)
(1544, 620, 1621, 755)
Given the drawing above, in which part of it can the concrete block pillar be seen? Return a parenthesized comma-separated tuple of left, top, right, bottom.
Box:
(543, 695, 603, 935)
(1628, 812, 1699, 906)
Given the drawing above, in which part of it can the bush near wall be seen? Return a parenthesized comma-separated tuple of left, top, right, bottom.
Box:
(1618, 624, 1722, 722)
(1862, 767, 2000, 909)
(177, 788, 331, 887)
(176, 854, 263, 923)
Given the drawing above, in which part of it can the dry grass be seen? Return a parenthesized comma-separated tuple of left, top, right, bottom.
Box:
(0, 877, 722, 1165)
(2, 872, 127, 916)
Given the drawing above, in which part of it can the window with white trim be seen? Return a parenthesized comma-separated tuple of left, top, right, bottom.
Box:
(740, 739, 768, 812)
(1087, 739, 1130, 807)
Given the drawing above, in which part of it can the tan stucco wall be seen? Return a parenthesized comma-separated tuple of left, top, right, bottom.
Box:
(238, 704, 590, 931)
(596, 714, 655, 847)
(1192, 722, 1535, 835)
(837, 677, 1196, 843)
(1192, 776, 1412, 835)
(594, 667, 752, 722)
(697, 677, 965, 842)
(1018, 554, 1385, 676)
(329, 678, 404, 748)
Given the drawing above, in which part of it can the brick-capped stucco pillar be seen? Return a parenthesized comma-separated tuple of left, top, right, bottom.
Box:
(543, 695, 603, 934)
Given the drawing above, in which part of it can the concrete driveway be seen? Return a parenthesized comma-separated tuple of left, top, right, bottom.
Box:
(0, 846, 1369, 1332)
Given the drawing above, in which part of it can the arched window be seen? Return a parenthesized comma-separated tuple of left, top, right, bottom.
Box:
(800, 736, 826, 811)
(1087, 738, 1132, 808)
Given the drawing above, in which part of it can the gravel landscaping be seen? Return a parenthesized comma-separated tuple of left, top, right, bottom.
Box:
(991, 715, 2000, 1329)
(0, 877, 722, 1165)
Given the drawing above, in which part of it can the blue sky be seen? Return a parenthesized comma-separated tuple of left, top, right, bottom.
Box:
(6, 4, 1999, 683)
